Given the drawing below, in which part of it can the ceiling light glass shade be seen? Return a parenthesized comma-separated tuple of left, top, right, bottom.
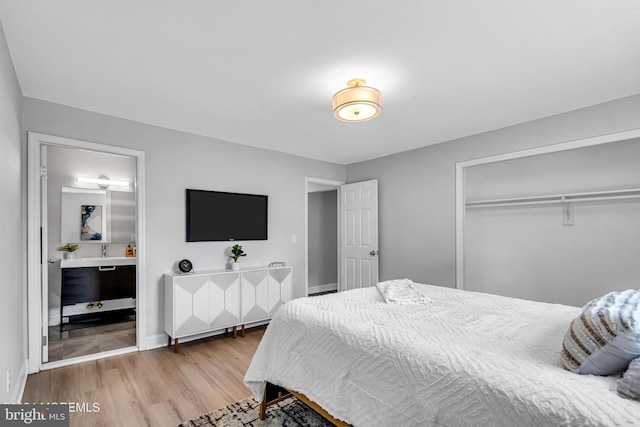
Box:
(332, 79, 382, 122)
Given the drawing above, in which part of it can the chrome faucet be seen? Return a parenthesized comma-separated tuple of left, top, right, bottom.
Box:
(101, 244, 107, 258)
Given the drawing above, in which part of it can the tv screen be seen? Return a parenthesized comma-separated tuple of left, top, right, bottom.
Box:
(186, 189, 268, 242)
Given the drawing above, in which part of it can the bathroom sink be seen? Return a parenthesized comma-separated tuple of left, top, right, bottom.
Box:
(60, 256, 137, 268)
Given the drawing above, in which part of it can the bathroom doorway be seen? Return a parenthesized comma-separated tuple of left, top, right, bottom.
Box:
(46, 145, 137, 362)
(27, 132, 146, 372)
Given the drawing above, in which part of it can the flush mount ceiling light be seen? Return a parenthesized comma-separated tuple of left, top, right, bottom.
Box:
(332, 78, 382, 122)
(76, 176, 130, 188)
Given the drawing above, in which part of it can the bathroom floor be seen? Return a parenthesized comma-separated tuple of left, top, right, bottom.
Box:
(47, 310, 136, 362)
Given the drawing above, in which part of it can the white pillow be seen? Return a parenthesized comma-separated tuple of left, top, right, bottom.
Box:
(560, 289, 640, 375)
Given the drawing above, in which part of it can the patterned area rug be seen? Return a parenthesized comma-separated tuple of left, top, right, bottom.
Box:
(177, 396, 334, 427)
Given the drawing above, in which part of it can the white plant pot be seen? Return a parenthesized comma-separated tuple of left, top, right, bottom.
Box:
(231, 262, 240, 271)
(63, 251, 76, 259)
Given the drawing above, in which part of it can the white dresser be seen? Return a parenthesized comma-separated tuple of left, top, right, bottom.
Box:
(164, 265, 292, 351)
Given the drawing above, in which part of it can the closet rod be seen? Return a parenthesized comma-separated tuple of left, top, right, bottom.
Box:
(466, 188, 640, 209)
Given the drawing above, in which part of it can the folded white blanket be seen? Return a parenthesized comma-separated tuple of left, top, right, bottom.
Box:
(376, 278, 432, 305)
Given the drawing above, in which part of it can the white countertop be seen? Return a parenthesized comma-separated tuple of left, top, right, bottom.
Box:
(60, 256, 137, 268)
(164, 264, 289, 277)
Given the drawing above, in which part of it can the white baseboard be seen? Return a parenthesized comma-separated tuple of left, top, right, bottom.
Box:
(147, 321, 271, 351)
(146, 329, 234, 351)
(145, 333, 171, 350)
(308, 283, 337, 295)
(12, 358, 28, 403)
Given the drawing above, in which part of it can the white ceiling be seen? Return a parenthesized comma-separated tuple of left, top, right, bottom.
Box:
(1, 1, 639, 164)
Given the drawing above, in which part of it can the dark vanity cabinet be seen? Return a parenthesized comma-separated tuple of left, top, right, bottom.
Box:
(61, 265, 136, 324)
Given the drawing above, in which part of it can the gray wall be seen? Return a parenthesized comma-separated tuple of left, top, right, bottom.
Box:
(465, 139, 640, 306)
(0, 21, 25, 402)
(347, 94, 640, 289)
(308, 190, 338, 288)
(23, 97, 346, 346)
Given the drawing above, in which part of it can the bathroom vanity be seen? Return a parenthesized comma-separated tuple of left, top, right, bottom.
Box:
(60, 256, 136, 328)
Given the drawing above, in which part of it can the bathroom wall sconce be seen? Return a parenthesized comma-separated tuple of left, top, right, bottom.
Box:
(76, 176, 130, 188)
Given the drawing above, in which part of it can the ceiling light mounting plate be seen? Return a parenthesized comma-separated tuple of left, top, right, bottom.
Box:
(347, 78, 366, 87)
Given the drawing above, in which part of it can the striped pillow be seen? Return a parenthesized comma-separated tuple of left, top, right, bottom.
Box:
(560, 289, 640, 375)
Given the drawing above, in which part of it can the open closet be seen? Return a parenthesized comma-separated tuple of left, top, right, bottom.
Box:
(460, 137, 640, 307)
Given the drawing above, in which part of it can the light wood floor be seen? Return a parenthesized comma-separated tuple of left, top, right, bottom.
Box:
(23, 326, 266, 427)
(49, 313, 136, 362)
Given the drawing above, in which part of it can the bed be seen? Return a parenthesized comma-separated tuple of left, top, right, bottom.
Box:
(244, 283, 640, 426)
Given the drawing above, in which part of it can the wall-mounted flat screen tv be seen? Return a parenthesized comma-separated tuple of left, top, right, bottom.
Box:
(186, 189, 268, 241)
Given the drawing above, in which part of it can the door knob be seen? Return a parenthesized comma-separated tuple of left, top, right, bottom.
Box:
(369, 250, 379, 256)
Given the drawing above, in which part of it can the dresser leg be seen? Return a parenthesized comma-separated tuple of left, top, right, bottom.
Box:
(174, 338, 179, 353)
(233, 325, 237, 338)
(241, 324, 245, 337)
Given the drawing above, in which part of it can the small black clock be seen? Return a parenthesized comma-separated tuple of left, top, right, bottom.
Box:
(178, 259, 193, 273)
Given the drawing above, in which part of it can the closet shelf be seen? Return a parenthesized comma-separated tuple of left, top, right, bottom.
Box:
(466, 188, 640, 209)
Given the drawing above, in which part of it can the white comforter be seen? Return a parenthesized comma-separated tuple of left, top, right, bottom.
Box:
(244, 284, 640, 426)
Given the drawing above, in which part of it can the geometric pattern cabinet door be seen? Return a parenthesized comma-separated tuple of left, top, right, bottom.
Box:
(209, 272, 241, 330)
(174, 275, 210, 337)
(268, 267, 292, 316)
(241, 270, 270, 324)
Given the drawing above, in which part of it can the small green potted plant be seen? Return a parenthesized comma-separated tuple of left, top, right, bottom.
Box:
(58, 243, 80, 259)
(229, 244, 246, 271)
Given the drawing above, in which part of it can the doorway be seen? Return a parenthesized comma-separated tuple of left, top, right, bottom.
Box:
(47, 145, 137, 362)
(305, 178, 343, 296)
(27, 132, 146, 373)
(305, 177, 380, 295)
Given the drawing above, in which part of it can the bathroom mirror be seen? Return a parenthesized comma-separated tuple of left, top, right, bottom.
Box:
(60, 186, 135, 244)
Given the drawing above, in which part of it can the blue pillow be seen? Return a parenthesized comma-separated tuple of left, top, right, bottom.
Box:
(561, 289, 640, 375)
(618, 357, 640, 400)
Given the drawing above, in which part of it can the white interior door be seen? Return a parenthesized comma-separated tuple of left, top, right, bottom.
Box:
(40, 145, 49, 362)
(339, 179, 379, 291)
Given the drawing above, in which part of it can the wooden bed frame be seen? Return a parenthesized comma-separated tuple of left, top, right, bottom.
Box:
(260, 382, 349, 426)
